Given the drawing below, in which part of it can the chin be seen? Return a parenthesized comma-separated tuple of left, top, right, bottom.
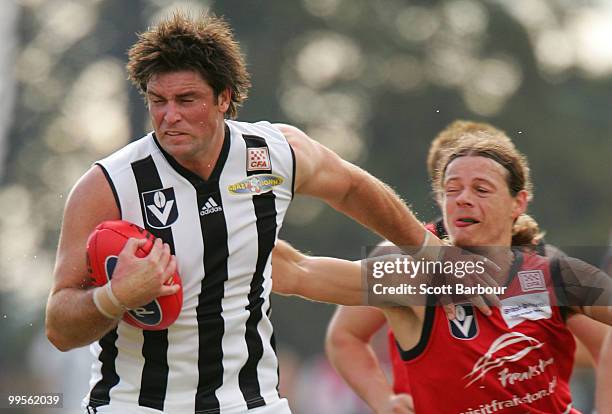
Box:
(450, 233, 481, 248)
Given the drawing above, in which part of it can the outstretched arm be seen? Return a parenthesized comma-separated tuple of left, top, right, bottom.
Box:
(276, 124, 437, 250)
(271, 240, 363, 305)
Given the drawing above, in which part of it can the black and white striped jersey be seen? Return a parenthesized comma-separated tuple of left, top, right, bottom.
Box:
(85, 120, 295, 413)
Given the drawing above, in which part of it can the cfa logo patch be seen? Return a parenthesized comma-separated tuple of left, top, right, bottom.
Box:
(518, 270, 546, 292)
(228, 174, 284, 195)
(142, 187, 179, 229)
(448, 303, 478, 340)
(247, 147, 271, 171)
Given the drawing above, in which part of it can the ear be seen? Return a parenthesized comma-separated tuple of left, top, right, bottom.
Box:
(512, 190, 528, 220)
(216, 88, 232, 113)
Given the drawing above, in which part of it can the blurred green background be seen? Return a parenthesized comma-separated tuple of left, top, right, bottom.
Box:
(0, 0, 610, 412)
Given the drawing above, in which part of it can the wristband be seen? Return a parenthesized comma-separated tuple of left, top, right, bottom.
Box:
(105, 282, 128, 311)
(93, 287, 122, 320)
(408, 228, 443, 261)
(411, 228, 431, 257)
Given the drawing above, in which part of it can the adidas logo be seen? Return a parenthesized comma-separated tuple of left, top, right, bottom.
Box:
(200, 197, 223, 216)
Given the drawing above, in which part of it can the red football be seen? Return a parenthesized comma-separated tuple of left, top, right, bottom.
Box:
(86, 220, 183, 330)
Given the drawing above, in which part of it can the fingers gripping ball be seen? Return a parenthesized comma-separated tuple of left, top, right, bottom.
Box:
(86, 220, 183, 330)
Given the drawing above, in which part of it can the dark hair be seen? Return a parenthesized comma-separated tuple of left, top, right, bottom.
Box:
(127, 11, 251, 118)
(434, 135, 541, 246)
(427, 120, 513, 179)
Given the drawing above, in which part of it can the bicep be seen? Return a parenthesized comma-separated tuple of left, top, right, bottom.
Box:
(52, 165, 120, 293)
(276, 123, 356, 205)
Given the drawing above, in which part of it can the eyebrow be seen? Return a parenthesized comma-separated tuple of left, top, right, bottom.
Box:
(444, 177, 497, 187)
(146, 91, 198, 99)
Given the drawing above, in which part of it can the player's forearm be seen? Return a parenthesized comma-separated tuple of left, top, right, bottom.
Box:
(46, 287, 118, 351)
(326, 334, 394, 411)
(272, 241, 363, 304)
(294, 257, 363, 305)
(332, 168, 427, 249)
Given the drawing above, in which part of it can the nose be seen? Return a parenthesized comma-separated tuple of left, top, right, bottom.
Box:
(164, 102, 181, 124)
(455, 189, 474, 207)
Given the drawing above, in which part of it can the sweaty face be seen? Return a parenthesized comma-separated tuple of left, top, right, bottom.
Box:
(442, 156, 526, 247)
(146, 70, 230, 162)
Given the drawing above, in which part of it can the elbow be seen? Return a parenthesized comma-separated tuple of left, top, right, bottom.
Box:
(325, 323, 352, 361)
(46, 325, 75, 352)
(45, 306, 77, 352)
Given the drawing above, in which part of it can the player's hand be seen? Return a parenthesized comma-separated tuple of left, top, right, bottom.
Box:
(375, 394, 414, 414)
(426, 245, 502, 319)
(110, 238, 180, 309)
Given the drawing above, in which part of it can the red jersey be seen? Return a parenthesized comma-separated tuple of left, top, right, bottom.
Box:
(398, 251, 578, 414)
(387, 221, 442, 395)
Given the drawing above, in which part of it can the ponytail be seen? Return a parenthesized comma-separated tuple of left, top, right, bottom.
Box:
(512, 214, 543, 246)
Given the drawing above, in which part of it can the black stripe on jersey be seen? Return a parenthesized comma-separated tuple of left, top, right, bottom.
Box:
(397, 294, 437, 361)
(288, 144, 296, 199)
(95, 163, 122, 217)
(132, 155, 176, 411)
(192, 127, 231, 413)
(238, 135, 278, 409)
(88, 328, 119, 409)
(550, 256, 570, 321)
(194, 188, 230, 413)
(270, 332, 280, 392)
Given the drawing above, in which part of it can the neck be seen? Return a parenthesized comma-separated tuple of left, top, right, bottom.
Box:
(176, 122, 226, 180)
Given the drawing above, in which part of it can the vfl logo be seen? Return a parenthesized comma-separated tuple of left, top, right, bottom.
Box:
(449, 303, 478, 340)
(247, 147, 271, 171)
(142, 188, 179, 229)
(464, 332, 545, 387)
(104, 256, 163, 327)
(227, 174, 284, 195)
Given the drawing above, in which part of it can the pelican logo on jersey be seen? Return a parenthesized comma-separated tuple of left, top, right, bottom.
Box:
(142, 187, 179, 229)
(228, 174, 284, 195)
(449, 303, 479, 340)
(200, 197, 223, 215)
(247, 147, 271, 171)
(463, 332, 546, 388)
(518, 270, 546, 292)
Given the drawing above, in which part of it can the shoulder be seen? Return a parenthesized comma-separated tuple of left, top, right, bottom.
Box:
(98, 133, 157, 171)
(67, 165, 118, 213)
(226, 120, 289, 144)
(271, 123, 310, 148)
